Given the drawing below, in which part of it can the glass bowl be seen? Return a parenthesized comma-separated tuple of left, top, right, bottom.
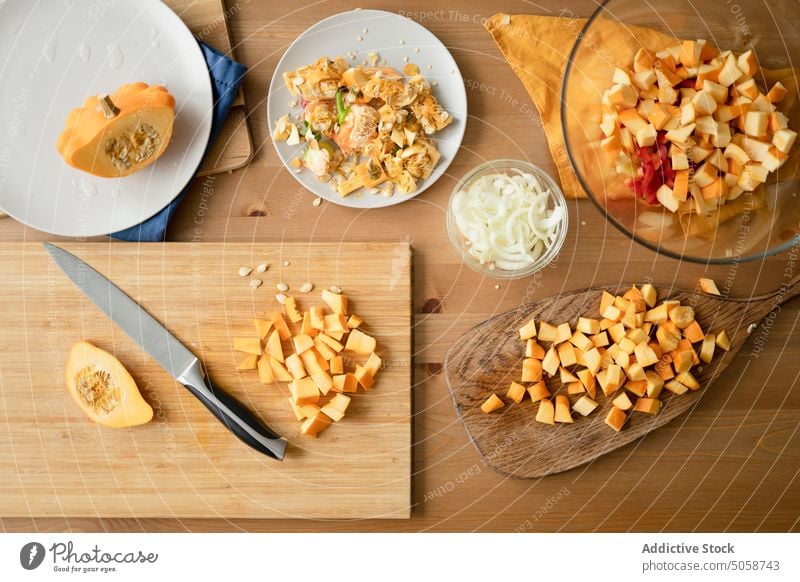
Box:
(446, 159, 568, 279)
(562, 0, 800, 264)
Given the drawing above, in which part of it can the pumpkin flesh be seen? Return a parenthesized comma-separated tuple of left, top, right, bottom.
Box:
(65, 341, 153, 428)
(57, 83, 175, 178)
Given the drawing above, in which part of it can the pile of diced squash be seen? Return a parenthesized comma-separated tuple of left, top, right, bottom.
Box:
(233, 289, 381, 438)
(480, 284, 731, 432)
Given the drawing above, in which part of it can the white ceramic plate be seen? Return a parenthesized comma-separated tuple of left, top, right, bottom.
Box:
(267, 9, 467, 208)
(0, 0, 213, 237)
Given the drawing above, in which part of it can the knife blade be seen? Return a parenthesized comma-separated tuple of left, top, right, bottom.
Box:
(45, 243, 287, 461)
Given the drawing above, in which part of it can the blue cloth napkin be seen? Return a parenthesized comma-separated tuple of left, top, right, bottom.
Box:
(112, 42, 247, 241)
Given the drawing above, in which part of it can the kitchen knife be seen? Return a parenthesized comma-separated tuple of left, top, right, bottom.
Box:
(44, 243, 288, 461)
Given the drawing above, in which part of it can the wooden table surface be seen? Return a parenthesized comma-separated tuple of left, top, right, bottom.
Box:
(2, 0, 798, 532)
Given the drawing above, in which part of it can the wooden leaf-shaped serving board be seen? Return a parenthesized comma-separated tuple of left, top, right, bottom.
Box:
(444, 279, 800, 478)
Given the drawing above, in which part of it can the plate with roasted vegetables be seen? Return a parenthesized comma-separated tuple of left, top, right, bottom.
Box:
(267, 9, 467, 208)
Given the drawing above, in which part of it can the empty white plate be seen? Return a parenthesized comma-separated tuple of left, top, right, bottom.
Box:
(267, 9, 468, 208)
(0, 0, 213, 236)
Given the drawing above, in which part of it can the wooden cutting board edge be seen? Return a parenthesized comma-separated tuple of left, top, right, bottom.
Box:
(443, 280, 800, 479)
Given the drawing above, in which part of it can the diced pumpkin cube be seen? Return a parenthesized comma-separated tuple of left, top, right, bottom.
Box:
(577, 369, 597, 399)
(480, 393, 505, 414)
(328, 393, 351, 414)
(644, 304, 669, 324)
(699, 277, 721, 295)
(559, 366, 579, 384)
(506, 381, 526, 404)
(656, 357, 675, 381)
(284, 296, 303, 323)
(675, 371, 700, 390)
(301, 410, 332, 438)
(345, 329, 377, 355)
(640, 284, 657, 307)
(577, 317, 601, 335)
(310, 371, 334, 395)
(254, 319, 272, 340)
(521, 358, 543, 383)
(330, 356, 344, 375)
(290, 377, 320, 406)
(236, 354, 259, 371)
(699, 335, 716, 364)
(554, 395, 573, 423)
(682, 320, 705, 344)
(599, 291, 616, 314)
(257, 356, 275, 383)
(605, 406, 627, 432)
(289, 399, 305, 421)
(572, 396, 598, 417)
(266, 329, 284, 362)
(645, 371, 664, 398)
(268, 356, 293, 381)
(300, 348, 328, 375)
(625, 379, 647, 397)
(537, 321, 558, 342)
(270, 311, 292, 340)
(665, 379, 689, 395)
(634, 342, 659, 367)
(555, 323, 572, 344)
(583, 348, 602, 375)
(627, 328, 649, 345)
(309, 306, 325, 331)
(364, 352, 382, 376)
(632, 397, 662, 414)
(519, 318, 537, 340)
(333, 373, 358, 393)
(566, 382, 585, 395)
(527, 381, 551, 404)
(557, 342, 577, 367)
(591, 332, 610, 348)
(292, 334, 315, 354)
(612, 392, 633, 411)
(541, 347, 561, 376)
(321, 289, 348, 315)
(716, 330, 731, 351)
(317, 333, 345, 353)
(569, 331, 594, 352)
(324, 313, 348, 334)
(657, 326, 680, 352)
(312, 337, 337, 360)
(626, 362, 647, 382)
(535, 398, 555, 425)
(525, 339, 545, 359)
(354, 365, 374, 390)
(608, 322, 627, 343)
(285, 353, 307, 379)
(233, 337, 262, 356)
(301, 312, 319, 337)
(320, 404, 345, 422)
(346, 314, 363, 329)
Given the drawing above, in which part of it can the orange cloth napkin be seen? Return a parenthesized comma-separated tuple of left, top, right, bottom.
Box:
(485, 14, 591, 198)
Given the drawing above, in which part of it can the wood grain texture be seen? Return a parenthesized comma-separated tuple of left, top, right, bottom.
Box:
(165, 0, 254, 175)
(0, 243, 411, 519)
(1, 0, 799, 532)
(445, 280, 800, 478)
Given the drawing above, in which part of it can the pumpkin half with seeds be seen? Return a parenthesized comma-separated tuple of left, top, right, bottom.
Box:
(65, 341, 153, 427)
(56, 82, 175, 178)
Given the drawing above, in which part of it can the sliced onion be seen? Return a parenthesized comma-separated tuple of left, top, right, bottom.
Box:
(452, 170, 564, 270)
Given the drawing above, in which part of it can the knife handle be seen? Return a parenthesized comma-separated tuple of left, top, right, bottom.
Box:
(177, 359, 288, 460)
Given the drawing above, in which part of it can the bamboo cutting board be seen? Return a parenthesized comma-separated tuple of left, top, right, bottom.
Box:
(0, 242, 411, 519)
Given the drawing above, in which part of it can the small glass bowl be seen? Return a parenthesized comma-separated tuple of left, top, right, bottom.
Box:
(446, 159, 569, 280)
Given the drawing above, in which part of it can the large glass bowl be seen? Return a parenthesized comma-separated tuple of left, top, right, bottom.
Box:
(562, 0, 800, 263)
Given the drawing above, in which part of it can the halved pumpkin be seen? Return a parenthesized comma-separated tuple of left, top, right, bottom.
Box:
(56, 82, 175, 178)
(65, 341, 153, 427)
